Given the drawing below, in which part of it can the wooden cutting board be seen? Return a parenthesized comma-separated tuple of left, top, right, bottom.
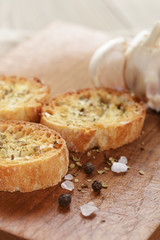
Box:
(0, 22, 159, 240)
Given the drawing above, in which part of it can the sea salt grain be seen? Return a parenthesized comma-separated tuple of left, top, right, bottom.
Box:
(80, 202, 98, 217)
(118, 156, 128, 164)
(64, 174, 73, 180)
(111, 162, 128, 173)
(61, 180, 74, 191)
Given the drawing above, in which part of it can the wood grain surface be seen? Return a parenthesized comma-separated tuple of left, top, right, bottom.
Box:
(0, 22, 159, 240)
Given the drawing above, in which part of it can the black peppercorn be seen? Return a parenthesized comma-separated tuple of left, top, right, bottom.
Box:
(58, 193, 71, 208)
(92, 180, 102, 192)
(83, 162, 95, 175)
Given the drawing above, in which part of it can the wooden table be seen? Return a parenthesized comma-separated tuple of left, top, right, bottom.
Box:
(0, 22, 159, 240)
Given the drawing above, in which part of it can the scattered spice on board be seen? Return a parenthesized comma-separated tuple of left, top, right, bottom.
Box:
(87, 151, 91, 157)
(72, 156, 80, 162)
(76, 162, 82, 167)
(102, 183, 108, 188)
(97, 170, 105, 175)
(87, 179, 92, 182)
(69, 163, 75, 169)
(83, 162, 95, 175)
(81, 183, 88, 188)
(58, 194, 71, 208)
(92, 180, 102, 192)
(139, 170, 145, 175)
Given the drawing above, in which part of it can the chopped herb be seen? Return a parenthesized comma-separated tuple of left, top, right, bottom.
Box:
(19, 150, 22, 157)
(1, 134, 6, 139)
(77, 187, 82, 191)
(139, 170, 145, 175)
(104, 167, 109, 171)
(102, 183, 108, 188)
(81, 190, 87, 193)
(72, 156, 80, 162)
(81, 183, 88, 188)
(33, 146, 39, 151)
(73, 172, 78, 177)
(97, 170, 105, 175)
(60, 114, 67, 118)
(87, 179, 92, 182)
(108, 157, 115, 164)
(74, 179, 79, 183)
(76, 162, 82, 167)
(69, 163, 75, 169)
(87, 151, 91, 157)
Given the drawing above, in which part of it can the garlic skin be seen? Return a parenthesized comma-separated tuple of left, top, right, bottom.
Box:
(89, 37, 127, 90)
(90, 22, 160, 111)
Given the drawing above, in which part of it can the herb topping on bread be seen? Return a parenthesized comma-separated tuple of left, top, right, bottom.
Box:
(0, 120, 69, 192)
(41, 88, 146, 152)
(0, 76, 50, 122)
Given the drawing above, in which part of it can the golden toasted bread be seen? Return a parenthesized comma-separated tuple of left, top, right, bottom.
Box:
(41, 88, 146, 152)
(0, 76, 50, 122)
(0, 120, 69, 192)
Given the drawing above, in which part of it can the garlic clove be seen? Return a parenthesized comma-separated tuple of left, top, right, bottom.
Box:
(146, 71, 160, 111)
(89, 37, 128, 90)
(125, 22, 160, 110)
(90, 21, 160, 112)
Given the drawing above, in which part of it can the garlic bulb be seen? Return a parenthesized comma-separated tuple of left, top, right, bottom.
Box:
(89, 22, 160, 111)
(90, 37, 127, 90)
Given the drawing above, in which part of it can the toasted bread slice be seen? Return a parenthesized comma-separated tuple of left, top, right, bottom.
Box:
(41, 88, 146, 152)
(0, 120, 69, 192)
(0, 76, 50, 122)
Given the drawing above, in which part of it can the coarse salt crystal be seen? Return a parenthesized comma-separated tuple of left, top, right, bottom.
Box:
(118, 156, 128, 164)
(61, 180, 74, 191)
(25, 156, 30, 160)
(111, 162, 128, 173)
(64, 174, 73, 180)
(80, 202, 98, 217)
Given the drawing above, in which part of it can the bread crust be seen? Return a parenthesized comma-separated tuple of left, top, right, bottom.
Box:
(0, 120, 69, 192)
(41, 88, 146, 152)
(0, 76, 50, 122)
